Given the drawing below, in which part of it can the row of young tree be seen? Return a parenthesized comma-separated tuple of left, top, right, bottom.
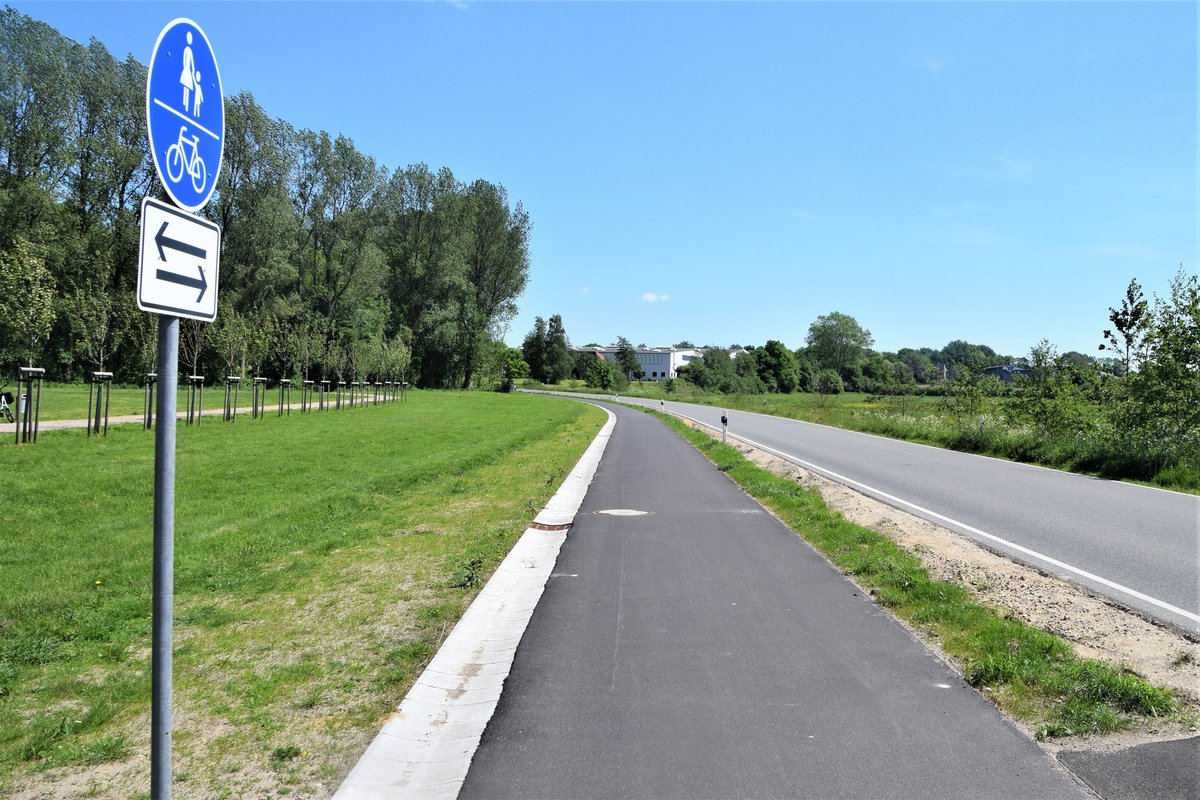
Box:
(0, 7, 530, 389)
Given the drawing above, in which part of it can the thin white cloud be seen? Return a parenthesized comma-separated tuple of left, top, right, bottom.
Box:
(939, 148, 1033, 183)
(580, 286, 590, 295)
(913, 54, 948, 74)
(924, 225, 1001, 248)
(641, 292, 670, 303)
(1075, 244, 1163, 262)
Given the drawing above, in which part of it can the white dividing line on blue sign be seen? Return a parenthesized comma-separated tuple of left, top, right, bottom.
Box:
(151, 98, 221, 141)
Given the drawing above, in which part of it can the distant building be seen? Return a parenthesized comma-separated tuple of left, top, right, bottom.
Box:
(981, 364, 1032, 383)
(578, 346, 703, 381)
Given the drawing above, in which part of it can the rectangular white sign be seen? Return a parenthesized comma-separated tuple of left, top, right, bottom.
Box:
(137, 197, 221, 321)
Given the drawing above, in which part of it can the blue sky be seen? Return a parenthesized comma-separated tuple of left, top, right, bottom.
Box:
(16, 1, 1197, 359)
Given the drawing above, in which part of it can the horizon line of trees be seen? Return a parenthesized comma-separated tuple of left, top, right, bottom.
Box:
(521, 266, 1197, 480)
(0, 7, 530, 389)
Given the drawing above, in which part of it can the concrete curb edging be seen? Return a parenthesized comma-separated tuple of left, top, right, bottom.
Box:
(332, 405, 616, 800)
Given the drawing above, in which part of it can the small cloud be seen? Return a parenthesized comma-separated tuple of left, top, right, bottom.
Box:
(924, 225, 1001, 248)
(580, 287, 590, 295)
(938, 147, 1033, 183)
(1075, 244, 1162, 262)
(641, 292, 670, 303)
(913, 54, 948, 74)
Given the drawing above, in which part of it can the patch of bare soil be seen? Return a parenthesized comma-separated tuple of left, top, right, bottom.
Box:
(677, 417, 1200, 751)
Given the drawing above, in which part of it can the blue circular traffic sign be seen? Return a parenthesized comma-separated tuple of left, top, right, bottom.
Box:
(146, 19, 223, 212)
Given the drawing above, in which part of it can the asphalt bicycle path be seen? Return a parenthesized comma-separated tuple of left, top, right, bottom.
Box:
(459, 401, 1093, 799)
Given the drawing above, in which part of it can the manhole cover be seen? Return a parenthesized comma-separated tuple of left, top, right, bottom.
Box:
(595, 509, 651, 516)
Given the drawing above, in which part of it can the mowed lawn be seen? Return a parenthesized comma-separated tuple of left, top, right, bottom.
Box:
(0, 391, 605, 799)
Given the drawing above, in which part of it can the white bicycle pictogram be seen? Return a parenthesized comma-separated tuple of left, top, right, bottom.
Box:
(165, 126, 207, 194)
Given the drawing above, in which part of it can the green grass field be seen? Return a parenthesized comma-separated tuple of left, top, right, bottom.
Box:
(0, 391, 605, 797)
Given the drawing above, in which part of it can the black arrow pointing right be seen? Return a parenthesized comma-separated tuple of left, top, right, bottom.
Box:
(156, 265, 208, 303)
(155, 221, 207, 262)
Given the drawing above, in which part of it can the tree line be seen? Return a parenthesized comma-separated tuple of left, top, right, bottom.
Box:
(0, 7, 530, 389)
(522, 267, 1197, 483)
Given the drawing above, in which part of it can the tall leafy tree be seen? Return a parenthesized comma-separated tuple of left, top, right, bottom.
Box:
(615, 336, 642, 380)
(1099, 278, 1151, 376)
(293, 131, 388, 380)
(499, 346, 530, 391)
(896, 347, 935, 384)
(214, 92, 298, 315)
(938, 340, 1003, 372)
(0, 238, 56, 368)
(1123, 267, 1199, 457)
(522, 316, 548, 382)
(378, 164, 465, 387)
(210, 305, 251, 378)
(543, 314, 572, 384)
(67, 287, 122, 373)
(0, 8, 76, 243)
(805, 312, 873, 379)
(756, 339, 800, 393)
(455, 180, 530, 389)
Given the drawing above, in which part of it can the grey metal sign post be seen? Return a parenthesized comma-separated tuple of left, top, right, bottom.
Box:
(142, 18, 223, 800)
(151, 318, 178, 800)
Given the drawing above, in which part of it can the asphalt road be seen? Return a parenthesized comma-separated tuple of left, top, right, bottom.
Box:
(460, 402, 1090, 799)
(550, 392, 1199, 636)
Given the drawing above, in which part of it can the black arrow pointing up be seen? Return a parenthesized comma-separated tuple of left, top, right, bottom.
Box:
(157, 265, 208, 303)
(155, 221, 207, 262)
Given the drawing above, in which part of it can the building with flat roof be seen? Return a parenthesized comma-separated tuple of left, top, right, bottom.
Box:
(578, 346, 703, 381)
